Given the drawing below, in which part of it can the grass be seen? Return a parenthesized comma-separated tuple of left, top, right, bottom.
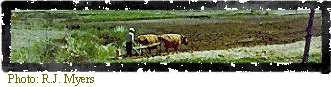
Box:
(12, 10, 294, 23)
(12, 10, 178, 22)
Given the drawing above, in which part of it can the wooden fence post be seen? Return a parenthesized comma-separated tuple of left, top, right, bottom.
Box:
(302, 8, 315, 63)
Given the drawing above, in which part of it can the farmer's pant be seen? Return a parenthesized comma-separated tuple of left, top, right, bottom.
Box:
(126, 41, 133, 57)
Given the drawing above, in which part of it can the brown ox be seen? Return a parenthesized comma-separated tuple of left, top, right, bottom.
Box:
(158, 34, 188, 54)
(137, 34, 160, 56)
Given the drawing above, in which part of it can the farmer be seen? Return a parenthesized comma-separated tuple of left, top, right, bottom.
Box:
(126, 28, 135, 57)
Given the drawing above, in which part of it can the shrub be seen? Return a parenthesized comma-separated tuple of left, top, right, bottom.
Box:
(109, 26, 129, 48)
(11, 26, 128, 63)
(10, 39, 56, 63)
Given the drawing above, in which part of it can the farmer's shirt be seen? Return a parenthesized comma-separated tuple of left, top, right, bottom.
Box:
(126, 32, 135, 42)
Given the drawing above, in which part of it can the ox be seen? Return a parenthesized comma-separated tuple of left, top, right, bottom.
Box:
(137, 34, 160, 56)
(158, 34, 188, 54)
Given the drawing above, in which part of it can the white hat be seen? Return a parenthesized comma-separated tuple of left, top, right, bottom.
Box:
(129, 28, 135, 32)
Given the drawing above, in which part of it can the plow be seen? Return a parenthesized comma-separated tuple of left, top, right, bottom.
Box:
(133, 42, 161, 55)
(116, 42, 161, 58)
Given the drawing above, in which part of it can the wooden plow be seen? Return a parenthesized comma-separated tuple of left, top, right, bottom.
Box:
(133, 42, 161, 56)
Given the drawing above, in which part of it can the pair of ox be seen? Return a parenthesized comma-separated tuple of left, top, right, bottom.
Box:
(136, 34, 188, 56)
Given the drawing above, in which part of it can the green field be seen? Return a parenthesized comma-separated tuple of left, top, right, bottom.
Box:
(10, 10, 322, 64)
